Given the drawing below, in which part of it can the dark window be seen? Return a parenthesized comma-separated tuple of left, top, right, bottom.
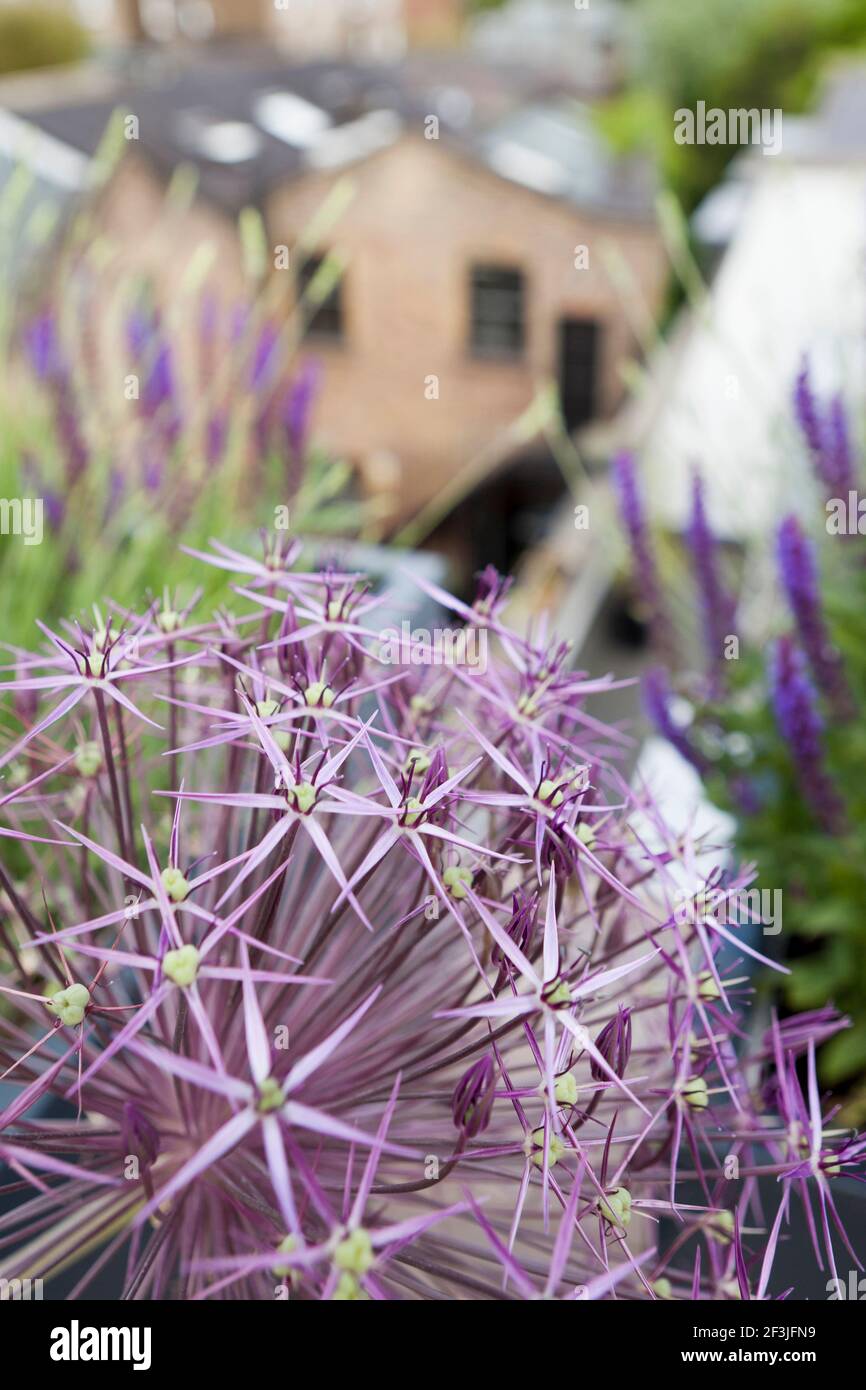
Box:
(469, 265, 525, 358)
(558, 318, 599, 431)
(297, 254, 344, 341)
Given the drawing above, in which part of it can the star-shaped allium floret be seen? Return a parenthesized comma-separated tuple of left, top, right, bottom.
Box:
(127, 976, 415, 1237)
(0, 618, 196, 772)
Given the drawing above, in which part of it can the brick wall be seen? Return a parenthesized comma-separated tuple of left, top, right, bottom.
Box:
(266, 135, 666, 520)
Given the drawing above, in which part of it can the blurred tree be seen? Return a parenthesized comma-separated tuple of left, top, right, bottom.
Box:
(598, 0, 866, 211)
(0, 5, 90, 75)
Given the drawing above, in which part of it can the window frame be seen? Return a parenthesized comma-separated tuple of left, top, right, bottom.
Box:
(468, 262, 526, 361)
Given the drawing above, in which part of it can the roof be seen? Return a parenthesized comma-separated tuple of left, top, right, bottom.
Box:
(1, 44, 657, 220)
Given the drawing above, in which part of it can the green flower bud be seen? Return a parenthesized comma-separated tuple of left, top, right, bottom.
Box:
(334, 1228, 375, 1275)
(524, 1127, 566, 1168)
(697, 970, 720, 1002)
(46, 982, 90, 1027)
(538, 778, 565, 808)
(161, 866, 191, 903)
(553, 1072, 578, 1106)
(404, 749, 431, 776)
(332, 1272, 369, 1300)
(272, 1234, 299, 1281)
(162, 944, 200, 988)
(442, 866, 473, 900)
(597, 1186, 632, 1230)
(74, 741, 102, 778)
(288, 781, 317, 814)
(683, 1076, 709, 1110)
(708, 1210, 735, 1245)
(257, 1077, 284, 1114)
(541, 976, 571, 1009)
(157, 609, 180, 634)
(304, 681, 335, 708)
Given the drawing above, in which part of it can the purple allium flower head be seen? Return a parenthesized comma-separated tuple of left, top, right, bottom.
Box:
(0, 540, 862, 1301)
(776, 514, 853, 717)
(686, 471, 736, 681)
(768, 634, 844, 832)
(611, 450, 675, 658)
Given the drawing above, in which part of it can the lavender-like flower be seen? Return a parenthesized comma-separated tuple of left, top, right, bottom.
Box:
(768, 634, 844, 832)
(776, 514, 853, 717)
(827, 393, 855, 496)
(642, 667, 707, 773)
(23, 311, 62, 383)
(686, 471, 736, 681)
(283, 358, 321, 462)
(793, 355, 824, 459)
(611, 450, 675, 659)
(793, 358, 858, 497)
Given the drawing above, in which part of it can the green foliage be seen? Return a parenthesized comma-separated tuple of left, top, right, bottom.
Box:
(0, 185, 370, 648)
(605, 0, 866, 210)
(677, 532, 866, 1084)
(0, 5, 90, 76)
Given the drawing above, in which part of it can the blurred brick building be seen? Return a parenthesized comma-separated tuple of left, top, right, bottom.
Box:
(1, 43, 664, 528)
(42, 0, 464, 51)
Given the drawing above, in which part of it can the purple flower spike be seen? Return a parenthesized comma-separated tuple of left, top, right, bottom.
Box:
(283, 358, 321, 462)
(642, 667, 706, 773)
(793, 355, 823, 459)
(793, 359, 859, 498)
(769, 634, 844, 832)
(776, 515, 853, 718)
(24, 312, 62, 383)
(612, 450, 676, 659)
(827, 393, 855, 496)
(686, 471, 736, 682)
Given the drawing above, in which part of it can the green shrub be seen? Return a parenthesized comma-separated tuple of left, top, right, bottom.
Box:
(0, 5, 90, 76)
